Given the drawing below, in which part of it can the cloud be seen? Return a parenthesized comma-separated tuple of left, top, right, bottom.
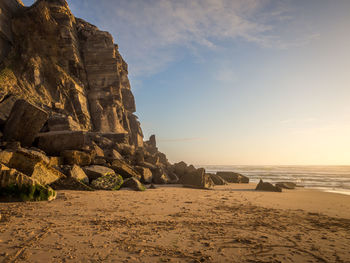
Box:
(70, 0, 317, 76)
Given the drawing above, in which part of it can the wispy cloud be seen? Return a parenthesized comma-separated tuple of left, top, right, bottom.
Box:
(71, 0, 318, 76)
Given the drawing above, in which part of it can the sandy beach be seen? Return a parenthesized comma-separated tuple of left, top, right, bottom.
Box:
(1, 184, 350, 263)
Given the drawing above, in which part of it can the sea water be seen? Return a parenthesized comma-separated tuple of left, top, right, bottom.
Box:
(202, 165, 350, 196)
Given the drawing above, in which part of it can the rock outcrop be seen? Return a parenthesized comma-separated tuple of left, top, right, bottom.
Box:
(0, 0, 23, 63)
(0, 0, 143, 146)
(255, 179, 282, 192)
(216, 172, 249, 183)
(0, 0, 251, 200)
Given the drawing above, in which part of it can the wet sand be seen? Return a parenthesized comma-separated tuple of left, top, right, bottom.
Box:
(1, 184, 350, 262)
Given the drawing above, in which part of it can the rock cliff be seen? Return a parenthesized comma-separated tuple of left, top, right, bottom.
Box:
(0, 0, 142, 146)
(0, 0, 246, 200)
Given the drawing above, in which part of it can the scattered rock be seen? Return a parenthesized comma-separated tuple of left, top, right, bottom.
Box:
(48, 114, 81, 132)
(83, 165, 115, 181)
(173, 161, 187, 178)
(110, 159, 141, 180)
(0, 95, 17, 125)
(0, 164, 56, 201)
(209, 174, 227, 185)
(135, 166, 152, 183)
(61, 150, 92, 166)
(3, 100, 48, 146)
(91, 174, 123, 190)
(93, 158, 107, 165)
(69, 164, 89, 184)
(167, 172, 179, 184)
(151, 168, 170, 184)
(121, 177, 146, 191)
(49, 157, 63, 167)
(255, 179, 282, 192)
(216, 172, 249, 183)
(7, 150, 65, 185)
(103, 148, 123, 161)
(0, 150, 14, 165)
(50, 177, 93, 191)
(182, 168, 214, 189)
(37, 131, 90, 156)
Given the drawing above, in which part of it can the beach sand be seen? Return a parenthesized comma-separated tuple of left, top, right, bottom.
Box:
(1, 184, 350, 262)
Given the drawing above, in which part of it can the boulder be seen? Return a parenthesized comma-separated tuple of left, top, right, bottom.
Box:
(209, 174, 227, 185)
(49, 157, 63, 166)
(3, 141, 21, 150)
(110, 159, 141, 180)
(145, 155, 160, 165)
(151, 168, 170, 184)
(182, 168, 214, 189)
(275, 182, 296, 190)
(173, 161, 187, 177)
(135, 166, 152, 183)
(115, 143, 135, 158)
(255, 180, 282, 192)
(138, 161, 158, 170)
(98, 133, 130, 145)
(216, 172, 249, 183)
(167, 172, 179, 184)
(48, 114, 81, 131)
(83, 165, 115, 181)
(90, 142, 105, 158)
(0, 95, 17, 125)
(37, 131, 90, 155)
(133, 148, 145, 164)
(103, 149, 123, 161)
(93, 158, 107, 165)
(0, 164, 56, 201)
(89, 134, 114, 149)
(3, 100, 48, 147)
(69, 164, 89, 184)
(186, 165, 197, 174)
(0, 150, 14, 165)
(91, 174, 123, 190)
(50, 177, 93, 191)
(61, 150, 92, 166)
(6, 150, 65, 185)
(121, 177, 146, 191)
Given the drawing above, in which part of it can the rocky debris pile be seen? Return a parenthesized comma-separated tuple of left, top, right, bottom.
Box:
(255, 180, 282, 192)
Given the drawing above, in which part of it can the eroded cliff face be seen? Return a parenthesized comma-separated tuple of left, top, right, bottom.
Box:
(0, 0, 143, 146)
(0, 0, 222, 196)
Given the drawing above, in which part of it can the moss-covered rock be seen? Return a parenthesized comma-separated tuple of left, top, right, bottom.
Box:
(0, 165, 56, 201)
(121, 177, 146, 191)
(90, 174, 123, 190)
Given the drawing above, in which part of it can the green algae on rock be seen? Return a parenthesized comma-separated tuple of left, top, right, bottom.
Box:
(121, 177, 146, 191)
(91, 174, 123, 190)
(0, 165, 56, 201)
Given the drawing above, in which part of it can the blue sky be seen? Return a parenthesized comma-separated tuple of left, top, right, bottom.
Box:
(23, 0, 350, 165)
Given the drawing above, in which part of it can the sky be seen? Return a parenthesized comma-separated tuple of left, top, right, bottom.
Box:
(22, 0, 350, 165)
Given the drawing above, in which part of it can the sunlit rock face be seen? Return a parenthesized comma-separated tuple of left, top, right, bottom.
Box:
(0, 0, 143, 146)
(0, 0, 23, 62)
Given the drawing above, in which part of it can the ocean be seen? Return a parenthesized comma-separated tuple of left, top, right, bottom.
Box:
(202, 165, 350, 196)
